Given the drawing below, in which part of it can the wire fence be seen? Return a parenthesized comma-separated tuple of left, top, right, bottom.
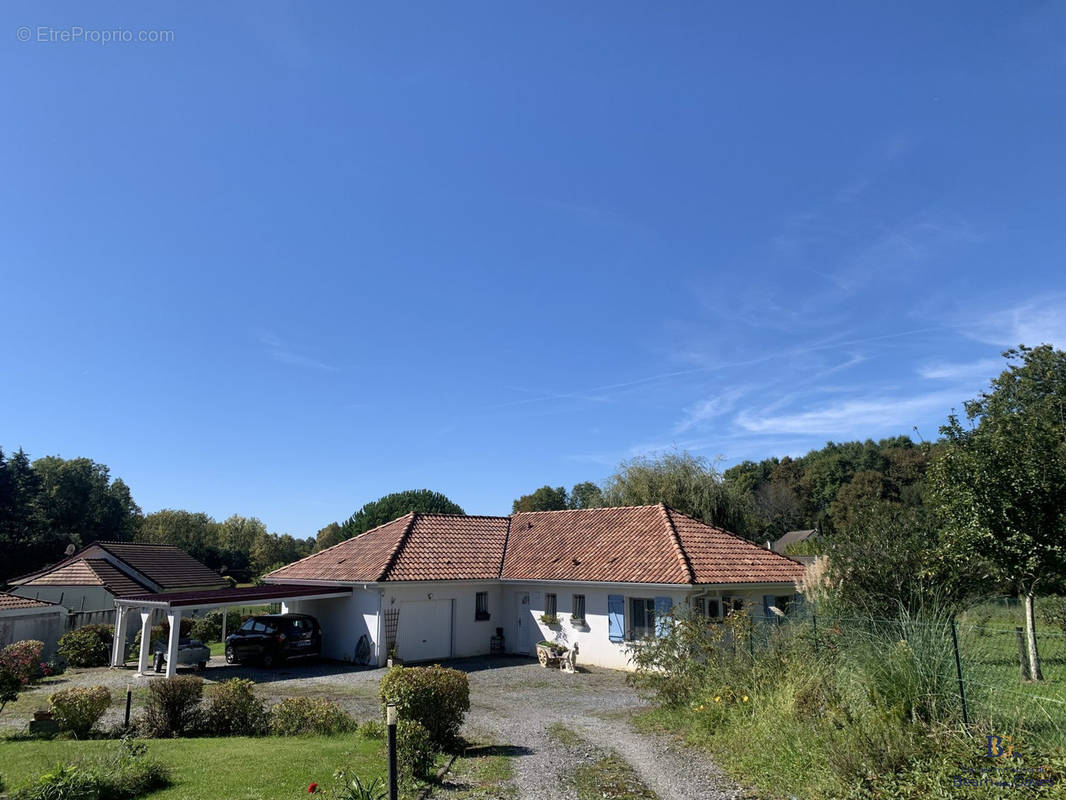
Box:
(739, 609, 1066, 750)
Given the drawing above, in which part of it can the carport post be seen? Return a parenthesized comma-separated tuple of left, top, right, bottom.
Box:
(138, 611, 153, 673)
(221, 607, 227, 651)
(164, 610, 182, 678)
(387, 703, 398, 800)
(111, 605, 129, 667)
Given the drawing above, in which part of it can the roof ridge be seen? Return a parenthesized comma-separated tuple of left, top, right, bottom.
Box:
(376, 512, 419, 581)
(511, 503, 661, 515)
(659, 504, 695, 584)
(497, 516, 513, 578)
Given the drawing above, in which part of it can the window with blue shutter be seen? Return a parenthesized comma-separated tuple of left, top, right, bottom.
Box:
(607, 594, 624, 642)
(654, 596, 673, 637)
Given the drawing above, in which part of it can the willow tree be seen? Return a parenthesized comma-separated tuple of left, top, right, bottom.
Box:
(930, 345, 1066, 681)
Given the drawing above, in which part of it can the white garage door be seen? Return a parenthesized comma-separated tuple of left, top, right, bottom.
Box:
(397, 600, 452, 662)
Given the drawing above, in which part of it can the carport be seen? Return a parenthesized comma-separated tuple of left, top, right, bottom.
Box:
(111, 584, 352, 677)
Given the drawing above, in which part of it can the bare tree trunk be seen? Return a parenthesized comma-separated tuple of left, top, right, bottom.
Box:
(1023, 587, 1043, 682)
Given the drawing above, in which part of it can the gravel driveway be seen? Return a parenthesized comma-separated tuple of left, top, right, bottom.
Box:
(6, 655, 740, 800)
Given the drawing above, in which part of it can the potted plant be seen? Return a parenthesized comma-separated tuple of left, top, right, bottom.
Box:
(538, 613, 560, 626)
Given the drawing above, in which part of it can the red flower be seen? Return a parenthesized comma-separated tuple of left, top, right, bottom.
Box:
(307, 783, 318, 794)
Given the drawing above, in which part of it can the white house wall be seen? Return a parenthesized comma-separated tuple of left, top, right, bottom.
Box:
(381, 582, 503, 665)
(283, 591, 378, 664)
(10, 585, 115, 614)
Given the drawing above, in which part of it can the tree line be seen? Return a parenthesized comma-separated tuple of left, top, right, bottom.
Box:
(0, 452, 315, 584)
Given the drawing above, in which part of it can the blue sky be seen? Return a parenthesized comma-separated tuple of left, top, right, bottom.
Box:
(3, 2, 1066, 537)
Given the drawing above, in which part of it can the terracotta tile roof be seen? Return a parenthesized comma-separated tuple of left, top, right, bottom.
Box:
(0, 592, 63, 611)
(22, 558, 152, 597)
(503, 506, 692, 584)
(664, 507, 807, 584)
(268, 514, 509, 583)
(269, 505, 804, 586)
(95, 542, 227, 590)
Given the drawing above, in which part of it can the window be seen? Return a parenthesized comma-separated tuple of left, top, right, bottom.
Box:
(628, 597, 655, 639)
(239, 618, 256, 632)
(475, 591, 489, 620)
(571, 594, 586, 622)
(545, 593, 557, 617)
(694, 597, 721, 619)
(775, 595, 792, 615)
(723, 596, 744, 616)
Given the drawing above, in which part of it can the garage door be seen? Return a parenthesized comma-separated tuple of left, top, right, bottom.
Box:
(397, 600, 452, 662)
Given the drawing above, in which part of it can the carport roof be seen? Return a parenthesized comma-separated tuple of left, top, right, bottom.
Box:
(114, 583, 352, 610)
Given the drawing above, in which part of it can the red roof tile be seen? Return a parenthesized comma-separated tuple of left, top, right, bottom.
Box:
(21, 558, 152, 597)
(269, 505, 804, 586)
(0, 592, 63, 611)
(268, 514, 509, 583)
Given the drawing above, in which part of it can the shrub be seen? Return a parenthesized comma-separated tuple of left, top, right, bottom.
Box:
(269, 697, 355, 736)
(57, 628, 111, 668)
(357, 719, 385, 740)
(188, 610, 242, 643)
(379, 665, 469, 748)
(138, 676, 203, 738)
(49, 686, 111, 736)
(12, 738, 170, 800)
(12, 764, 98, 800)
(203, 678, 268, 736)
(396, 718, 436, 783)
(1039, 595, 1066, 634)
(0, 640, 45, 684)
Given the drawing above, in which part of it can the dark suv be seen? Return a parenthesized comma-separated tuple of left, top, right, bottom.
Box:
(225, 613, 321, 667)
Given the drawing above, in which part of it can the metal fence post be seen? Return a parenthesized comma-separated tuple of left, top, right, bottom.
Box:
(950, 618, 969, 727)
(387, 702, 398, 800)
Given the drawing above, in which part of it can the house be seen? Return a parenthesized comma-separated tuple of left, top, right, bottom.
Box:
(771, 528, 820, 556)
(0, 592, 67, 658)
(263, 504, 806, 670)
(8, 541, 227, 627)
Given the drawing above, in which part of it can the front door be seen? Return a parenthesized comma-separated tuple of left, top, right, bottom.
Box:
(515, 592, 532, 655)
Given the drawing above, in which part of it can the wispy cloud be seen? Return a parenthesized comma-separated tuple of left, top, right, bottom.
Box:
(734, 389, 962, 437)
(918, 358, 1001, 381)
(963, 295, 1066, 348)
(673, 386, 751, 434)
(258, 332, 338, 372)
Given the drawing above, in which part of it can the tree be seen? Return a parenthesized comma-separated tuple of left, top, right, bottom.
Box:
(569, 482, 604, 509)
(512, 486, 569, 513)
(929, 345, 1066, 681)
(602, 451, 756, 537)
(33, 456, 143, 545)
(136, 509, 221, 565)
(315, 522, 345, 551)
(341, 490, 465, 539)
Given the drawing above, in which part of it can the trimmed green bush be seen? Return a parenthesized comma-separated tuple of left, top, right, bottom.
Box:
(49, 686, 111, 736)
(138, 676, 203, 738)
(396, 719, 435, 783)
(57, 628, 111, 668)
(357, 719, 385, 740)
(269, 696, 355, 736)
(203, 678, 268, 736)
(188, 610, 242, 643)
(378, 665, 469, 749)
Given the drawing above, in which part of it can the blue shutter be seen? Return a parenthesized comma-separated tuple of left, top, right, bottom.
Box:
(654, 596, 673, 637)
(608, 594, 624, 642)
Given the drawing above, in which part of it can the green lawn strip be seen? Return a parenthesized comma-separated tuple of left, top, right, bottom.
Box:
(549, 724, 658, 800)
(0, 735, 388, 800)
(432, 745, 519, 799)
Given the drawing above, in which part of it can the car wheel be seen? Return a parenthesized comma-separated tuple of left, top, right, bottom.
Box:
(225, 646, 237, 664)
(262, 652, 275, 668)
(197, 661, 207, 671)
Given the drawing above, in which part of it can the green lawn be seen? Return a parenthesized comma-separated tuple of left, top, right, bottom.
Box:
(0, 736, 387, 800)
